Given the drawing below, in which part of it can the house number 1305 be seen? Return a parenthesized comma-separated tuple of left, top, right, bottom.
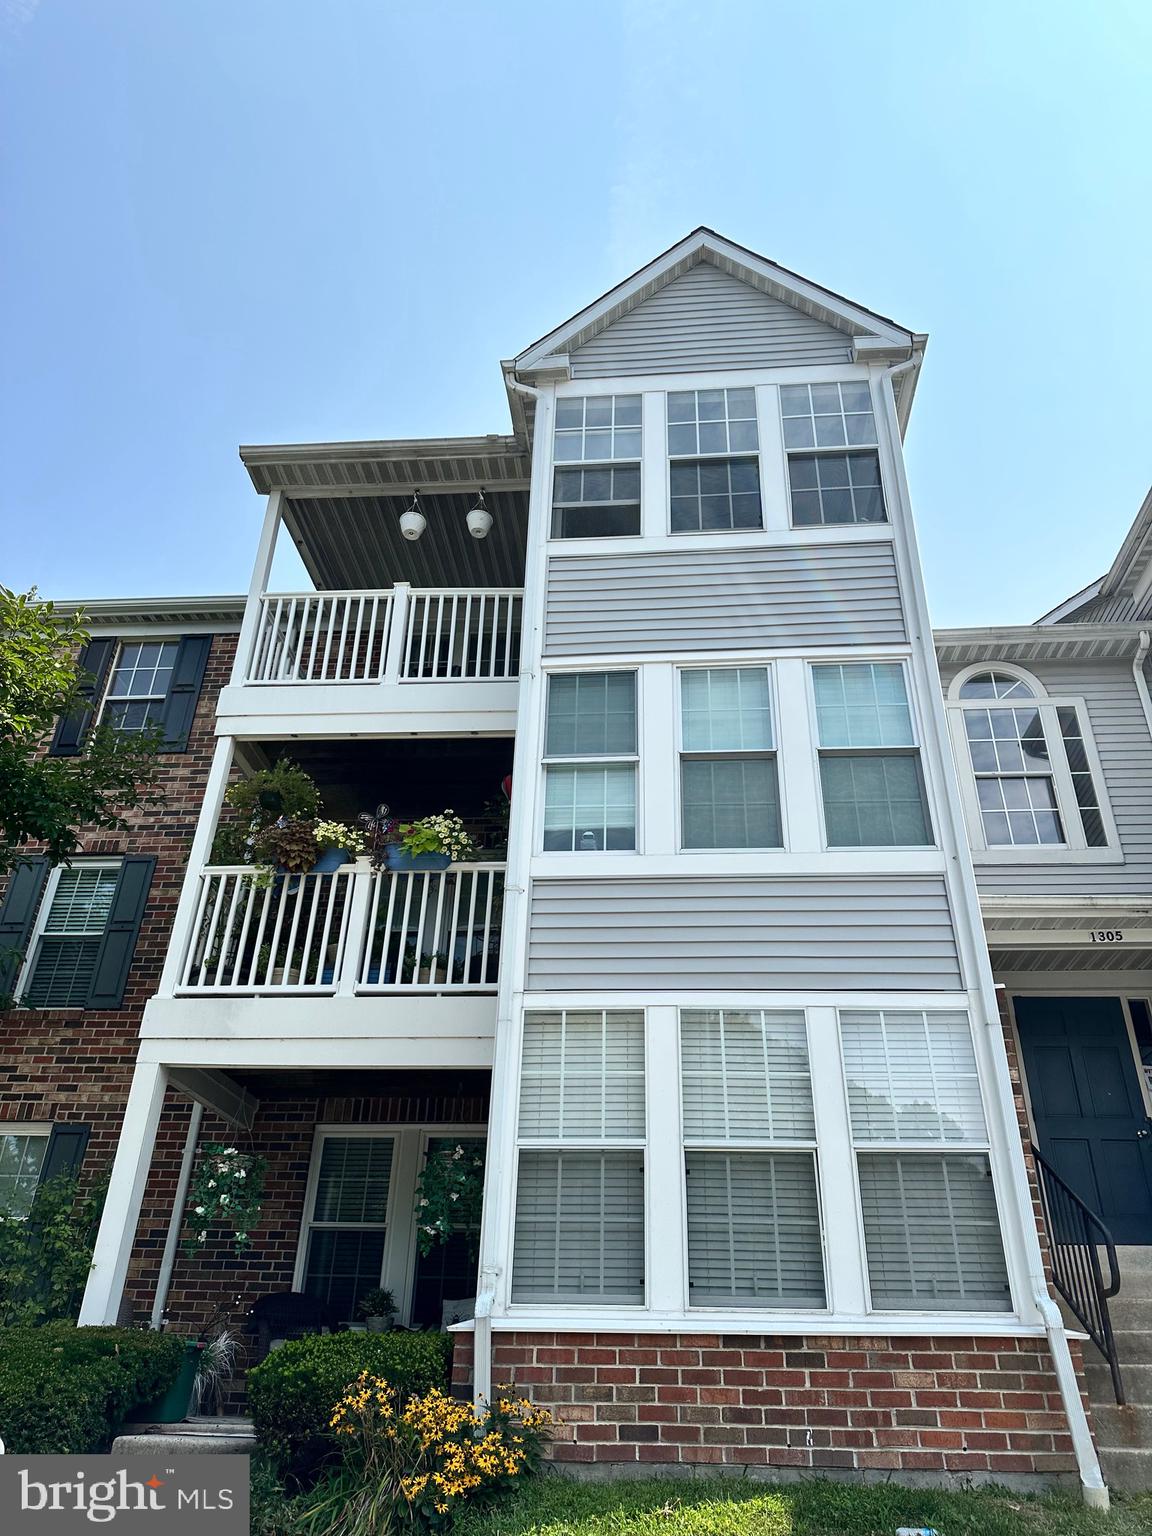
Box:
(1089, 930, 1124, 943)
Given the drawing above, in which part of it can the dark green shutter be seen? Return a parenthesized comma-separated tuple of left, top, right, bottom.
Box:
(49, 638, 117, 757)
(86, 856, 155, 1009)
(0, 857, 49, 998)
(39, 1124, 91, 1185)
(159, 635, 212, 751)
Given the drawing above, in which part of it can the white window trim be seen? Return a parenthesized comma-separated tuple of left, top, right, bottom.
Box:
(778, 379, 889, 532)
(538, 667, 642, 856)
(293, 1123, 488, 1326)
(805, 657, 939, 852)
(673, 662, 787, 853)
(664, 386, 766, 539)
(945, 663, 1121, 864)
(15, 858, 121, 1009)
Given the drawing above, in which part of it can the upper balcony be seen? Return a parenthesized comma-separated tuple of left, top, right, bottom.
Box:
(219, 435, 532, 736)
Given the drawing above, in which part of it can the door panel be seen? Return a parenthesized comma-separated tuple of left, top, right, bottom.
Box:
(1015, 995, 1152, 1244)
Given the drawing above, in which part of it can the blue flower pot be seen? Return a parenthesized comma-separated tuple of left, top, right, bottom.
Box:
(384, 847, 451, 872)
(312, 847, 352, 874)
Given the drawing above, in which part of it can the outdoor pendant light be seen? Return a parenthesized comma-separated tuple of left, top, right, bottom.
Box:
(466, 487, 492, 539)
(399, 491, 426, 541)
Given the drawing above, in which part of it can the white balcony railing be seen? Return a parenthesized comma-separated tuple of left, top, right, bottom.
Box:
(176, 863, 505, 995)
(246, 586, 522, 685)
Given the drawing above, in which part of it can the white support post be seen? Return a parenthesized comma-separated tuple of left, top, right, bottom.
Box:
(231, 488, 285, 686)
(79, 1060, 169, 1326)
(383, 582, 411, 683)
(150, 1102, 202, 1328)
(158, 736, 237, 996)
(335, 866, 374, 996)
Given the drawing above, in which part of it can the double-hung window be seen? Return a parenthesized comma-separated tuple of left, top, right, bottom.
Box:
(681, 1009, 825, 1307)
(667, 388, 762, 532)
(101, 641, 180, 733)
(679, 667, 781, 848)
(812, 663, 932, 847)
(513, 1010, 646, 1304)
(947, 669, 1112, 855)
(840, 1010, 1011, 1312)
(552, 395, 642, 539)
(542, 672, 638, 851)
(21, 861, 121, 1008)
(0, 1128, 50, 1217)
(780, 382, 886, 527)
(301, 1133, 395, 1322)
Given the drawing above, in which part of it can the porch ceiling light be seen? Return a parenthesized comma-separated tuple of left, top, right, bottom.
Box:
(466, 487, 492, 540)
(399, 491, 426, 541)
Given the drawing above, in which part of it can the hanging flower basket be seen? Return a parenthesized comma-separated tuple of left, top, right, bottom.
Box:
(413, 1143, 485, 1256)
(183, 1145, 267, 1255)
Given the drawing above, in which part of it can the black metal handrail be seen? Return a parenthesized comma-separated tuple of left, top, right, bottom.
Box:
(1030, 1143, 1124, 1404)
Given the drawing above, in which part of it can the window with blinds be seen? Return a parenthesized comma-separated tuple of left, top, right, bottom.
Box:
(680, 1009, 825, 1308)
(302, 1135, 394, 1321)
(513, 1009, 645, 1305)
(23, 863, 120, 1008)
(840, 1010, 1011, 1312)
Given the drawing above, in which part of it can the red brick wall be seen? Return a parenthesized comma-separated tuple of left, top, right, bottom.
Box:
(452, 1331, 1081, 1482)
(0, 634, 236, 1177)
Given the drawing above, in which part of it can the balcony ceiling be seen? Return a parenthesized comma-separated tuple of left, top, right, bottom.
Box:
(283, 487, 529, 590)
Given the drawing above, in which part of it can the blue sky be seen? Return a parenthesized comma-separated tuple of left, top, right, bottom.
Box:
(2, 0, 1150, 626)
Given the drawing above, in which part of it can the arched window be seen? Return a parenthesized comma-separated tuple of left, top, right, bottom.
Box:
(958, 670, 1035, 701)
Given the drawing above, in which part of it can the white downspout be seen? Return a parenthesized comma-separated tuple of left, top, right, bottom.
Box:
(150, 1102, 203, 1329)
(882, 351, 1107, 1506)
(1131, 630, 1152, 742)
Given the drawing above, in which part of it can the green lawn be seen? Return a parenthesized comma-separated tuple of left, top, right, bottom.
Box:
(452, 1475, 1152, 1536)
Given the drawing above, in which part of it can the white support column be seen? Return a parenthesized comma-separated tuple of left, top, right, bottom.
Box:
(158, 735, 236, 995)
(755, 384, 790, 532)
(640, 664, 676, 856)
(383, 583, 411, 683)
(231, 488, 285, 686)
(645, 1004, 685, 1312)
(79, 1059, 169, 1326)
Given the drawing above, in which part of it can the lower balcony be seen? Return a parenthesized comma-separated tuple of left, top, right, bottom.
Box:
(176, 862, 505, 996)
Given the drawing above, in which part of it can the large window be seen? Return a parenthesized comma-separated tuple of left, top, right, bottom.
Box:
(301, 1134, 395, 1322)
(840, 1009, 1011, 1312)
(21, 862, 121, 1008)
(679, 668, 781, 849)
(812, 663, 932, 847)
(0, 1129, 49, 1218)
(552, 395, 642, 538)
(681, 1009, 825, 1308)
(667, 388, 762, 533)
(947, 668, 1111, 855)
(780, 382, 886, 527)
(100, 641, 180, 733)
(513, 1010, 645, 1304)
(542, 672, 638, 851)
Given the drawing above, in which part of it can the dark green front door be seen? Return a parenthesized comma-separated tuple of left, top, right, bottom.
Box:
(1015, 995, 1152, 1244)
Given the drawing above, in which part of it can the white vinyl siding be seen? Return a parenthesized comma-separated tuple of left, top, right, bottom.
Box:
(681, 1009, 825, 1309)
(840, 1010, 1011, 1312)
(543, 672, 638, 852)
(679, 668, 781, 850)
(0, 1130, 49, 1217)
(513, 1008, 645, 1305)
(22, 863, 120, 1008)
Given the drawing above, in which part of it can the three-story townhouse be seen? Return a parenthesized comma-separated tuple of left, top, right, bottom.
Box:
(65, 231, 1106, 1499)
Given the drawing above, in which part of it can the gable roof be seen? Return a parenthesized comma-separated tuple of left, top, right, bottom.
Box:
(1037, 484, 1152, 624)
(514, 227, 918, 366)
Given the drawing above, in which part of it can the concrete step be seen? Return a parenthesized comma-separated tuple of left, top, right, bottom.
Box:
(1107, 1297, 1152, 1330)
(1110, 1246, 1152, 1275)
(112, 1416, 255, 1457)
(1112, 1329, 1152, 1364)
(1097, 1445, 1152, 1493)
(1092, 1402, 1152, 1447)
(1087, 1360, 1152, 1403)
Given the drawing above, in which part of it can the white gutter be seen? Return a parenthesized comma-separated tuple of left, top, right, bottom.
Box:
(879, 354, 1108, 1509)
(1132, 631, 1152, 745)
(149, 1103, 203, 1329)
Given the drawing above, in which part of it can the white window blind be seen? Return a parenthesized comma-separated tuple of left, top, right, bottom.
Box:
(519, 1010, 645, 1139)
(857, 1152, 1012, 1311)
(543, 672, 639, 853)
(840, 1010, 987, 1143)
(685, 1151, 825, 1307)
(681, 1010, 813, 1141)
(303, 1135, 395, 1321)
(312, 1136, 394, 1223)
(512, 1149, 644, 1303)
(24, 864, 120, 1008)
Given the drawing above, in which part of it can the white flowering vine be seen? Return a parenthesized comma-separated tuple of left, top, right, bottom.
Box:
(183, 1144, 267, 1255)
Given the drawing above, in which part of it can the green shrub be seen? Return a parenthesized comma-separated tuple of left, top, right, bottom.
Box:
(0, 1173, 107, 1326)
(248, 1330, 454, 1474)
(0, 1322, 187, 1453)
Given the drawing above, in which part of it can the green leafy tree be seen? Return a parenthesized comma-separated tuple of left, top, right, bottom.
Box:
(0, 587, 164, 874)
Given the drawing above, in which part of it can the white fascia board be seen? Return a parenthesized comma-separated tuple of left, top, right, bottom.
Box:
(513, 230, 913, 374)
(934, 621, 1149, 663)
(50, 595, 246, 629)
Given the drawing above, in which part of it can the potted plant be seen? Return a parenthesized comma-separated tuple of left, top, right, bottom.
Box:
(183, 1145, 267, 1255)
(357, 1287, 397, 1333)
(401, 943, 449, 985)
(312, 818, 367, 871)
(210, 759, 320, 865)
(385, 810, 474, 871)
(414, 1143, 486, 1256)
(254, 817, 367, 878)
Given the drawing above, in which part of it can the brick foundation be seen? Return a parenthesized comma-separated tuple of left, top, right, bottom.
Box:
(452, 1331, 1082, 1484)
